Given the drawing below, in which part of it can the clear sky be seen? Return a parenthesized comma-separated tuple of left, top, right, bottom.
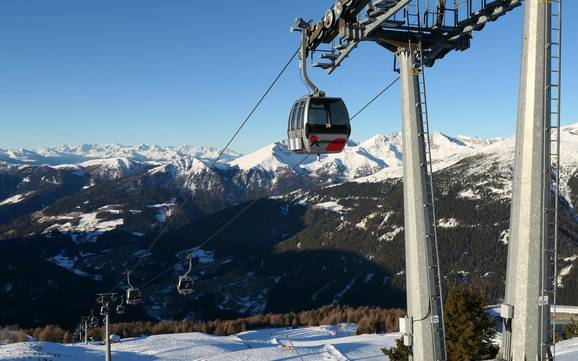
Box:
(0, 1, 576, 153)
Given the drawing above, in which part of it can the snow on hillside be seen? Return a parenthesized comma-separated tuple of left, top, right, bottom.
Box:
(0, 144, 242, 166)
(2, 326, 578, 361)
(2, 123, 578, 202)
(80, 157, 138, 169)
(41, 144, 243, 164)
(356, 124, 578, 183)
(0, 192, 34, 206)
(3, 123, 578, 184)
(229, 142, 303, 172)
(227, 131, 495, 183)
(0, 325, 398, 361)
(353, 131, 491, 182)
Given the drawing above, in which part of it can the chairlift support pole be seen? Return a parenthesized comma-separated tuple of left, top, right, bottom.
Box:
(105, 312, 111, 361)
(84, 318, 89, 345)
(498, 0, 560, 360)
(97, 293, 118, 361)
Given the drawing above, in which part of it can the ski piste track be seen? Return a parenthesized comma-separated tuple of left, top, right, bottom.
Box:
(2, 326, 578, 361)
(0, 325, 395, 361)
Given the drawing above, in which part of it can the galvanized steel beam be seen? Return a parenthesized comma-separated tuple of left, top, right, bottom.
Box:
(398, 48, 446, 361)
(499, 0, 552, 360)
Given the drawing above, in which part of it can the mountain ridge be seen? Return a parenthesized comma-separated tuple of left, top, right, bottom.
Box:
(2, 124, 578, 327)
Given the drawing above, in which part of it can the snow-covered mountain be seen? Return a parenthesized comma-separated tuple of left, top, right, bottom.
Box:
(0, 128, 525, 183)
(2, 124, 578, 326)
(3, 125, 578, 239)
(0, 132, 500, 200)
(0, 144, 242, 167)
(227, 130, 502, 184)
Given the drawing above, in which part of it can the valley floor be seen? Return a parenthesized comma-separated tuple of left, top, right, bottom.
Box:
(2, 324, 578, 360)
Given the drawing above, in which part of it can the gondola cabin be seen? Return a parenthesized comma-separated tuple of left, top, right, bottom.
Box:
(116, 303, 125, 315)
(177, 276, 194, 295)
(288, 96, 350, 155)
(126, 287, 142, 305)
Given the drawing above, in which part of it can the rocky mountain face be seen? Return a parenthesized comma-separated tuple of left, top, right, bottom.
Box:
(0, 132, 499, 240)
(1, 125, 578, 328)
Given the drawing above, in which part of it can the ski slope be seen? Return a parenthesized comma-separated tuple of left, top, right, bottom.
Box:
(2, 325, 578, 360)
(0, 325, 398, 360)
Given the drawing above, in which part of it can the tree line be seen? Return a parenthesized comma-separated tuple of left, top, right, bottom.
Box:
(0, 304, 404, 344)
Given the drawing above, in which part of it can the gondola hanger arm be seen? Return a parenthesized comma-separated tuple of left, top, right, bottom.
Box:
(294, 18, 325, 97)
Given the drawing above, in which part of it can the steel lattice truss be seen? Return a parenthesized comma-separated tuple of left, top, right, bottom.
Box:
(299, 0, 521, 71)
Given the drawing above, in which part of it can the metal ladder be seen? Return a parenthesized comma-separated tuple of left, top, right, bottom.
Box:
(541, 0, 562, 359)
(406, 1, 447, 360)
(418, 44, 447, 361)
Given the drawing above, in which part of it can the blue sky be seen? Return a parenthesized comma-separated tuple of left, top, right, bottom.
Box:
(0, 1, 576, 153)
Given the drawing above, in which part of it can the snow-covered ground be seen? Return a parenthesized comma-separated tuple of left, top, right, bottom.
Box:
(0, 325, 397, 360)
(3, 324, 578, 361)
(2, 325, 578, 360)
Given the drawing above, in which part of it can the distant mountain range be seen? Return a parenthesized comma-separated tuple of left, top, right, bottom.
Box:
(0, 144, 242, 167)
(0, 132, 507, 236)
(1, 124, 578, 328)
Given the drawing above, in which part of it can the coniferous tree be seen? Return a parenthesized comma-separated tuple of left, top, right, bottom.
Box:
(444, 284, 497, 361)
(562, 319, 578, 340)
(382, 338, 409, 361)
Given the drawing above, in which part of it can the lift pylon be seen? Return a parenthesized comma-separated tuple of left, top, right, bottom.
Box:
(398, 47, 446, 361)
(290, 1, 542, 360)
(498, 0, 561, 360)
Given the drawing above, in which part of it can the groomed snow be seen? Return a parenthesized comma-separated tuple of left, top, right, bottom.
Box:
(0, 325, 399, 361)
(3, 326, 578, 361)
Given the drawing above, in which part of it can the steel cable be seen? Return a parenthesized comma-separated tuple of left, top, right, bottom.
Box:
(138, 76, 401, 290)
(107, 47, 300, 292)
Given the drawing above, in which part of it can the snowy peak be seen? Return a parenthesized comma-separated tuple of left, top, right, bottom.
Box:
(359, 133, 402, 148)
(80, 157, 134, 168)
(0, 144, 242, 166)
(0, 148, 47, 165)
(148, 156, 221, 191)
(229, 141, 304, 172)
(79, 157, 150, 179)
(3, 122, 578, 186)
(455, 134, 503, 147)
(171, 156, 212, 176)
